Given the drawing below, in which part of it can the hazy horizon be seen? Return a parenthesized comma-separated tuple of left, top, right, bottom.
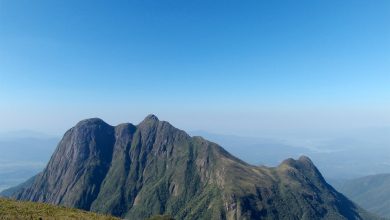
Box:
(1, 0, 389, 138)
(0, 114, 389, 140)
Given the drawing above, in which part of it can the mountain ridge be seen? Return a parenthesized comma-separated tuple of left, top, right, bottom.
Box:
(3, 115, 379, 220)
(334, 173, 390, 218)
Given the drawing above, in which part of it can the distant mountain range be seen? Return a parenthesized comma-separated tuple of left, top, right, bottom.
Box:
(334, 173, 390, 218)
(1, 115, 378, 219)
(0, 134, 58, 192)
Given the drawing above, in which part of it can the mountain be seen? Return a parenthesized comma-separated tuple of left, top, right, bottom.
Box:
(190, 130, 390, 180)
(4, 115, 378, 220)
(189, 131, 311, 167)
(0, 197, 119, 219)
(334, 173, 390, 218)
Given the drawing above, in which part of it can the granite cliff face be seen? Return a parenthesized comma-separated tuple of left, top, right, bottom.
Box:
(10, 115, 376, 220)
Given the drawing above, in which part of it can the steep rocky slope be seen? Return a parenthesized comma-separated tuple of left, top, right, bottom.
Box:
(7, 115, 377, 220)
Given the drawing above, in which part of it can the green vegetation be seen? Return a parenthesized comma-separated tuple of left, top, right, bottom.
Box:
(0, 198, 119, 219)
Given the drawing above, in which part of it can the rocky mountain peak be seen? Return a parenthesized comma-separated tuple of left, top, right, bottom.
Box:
(75, 118, 109, 127)
(280, 155, 314, 169)
(6, 115, 376, 220)
(142, 114, 159, 123)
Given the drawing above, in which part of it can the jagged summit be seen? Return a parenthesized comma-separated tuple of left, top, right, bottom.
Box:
(75, 118, 109, 127)
(138, 114, 160, 125)
(298, 155, 312, 162)
(280, 155, 314, 167)
(137, 114, 162, 130)
(143, 114, 159, 122)
(6, 115, 376, 220)
(75, 114, 160, 129)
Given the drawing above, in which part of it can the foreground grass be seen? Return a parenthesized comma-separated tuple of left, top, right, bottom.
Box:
(0, 198, 119, 220)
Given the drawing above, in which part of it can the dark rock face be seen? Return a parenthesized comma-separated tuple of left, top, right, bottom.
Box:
(15, 118, 116, 210)
(11, 115, 377, 220)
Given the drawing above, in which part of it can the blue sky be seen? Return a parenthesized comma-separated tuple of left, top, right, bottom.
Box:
(0, 0, 389, 136)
